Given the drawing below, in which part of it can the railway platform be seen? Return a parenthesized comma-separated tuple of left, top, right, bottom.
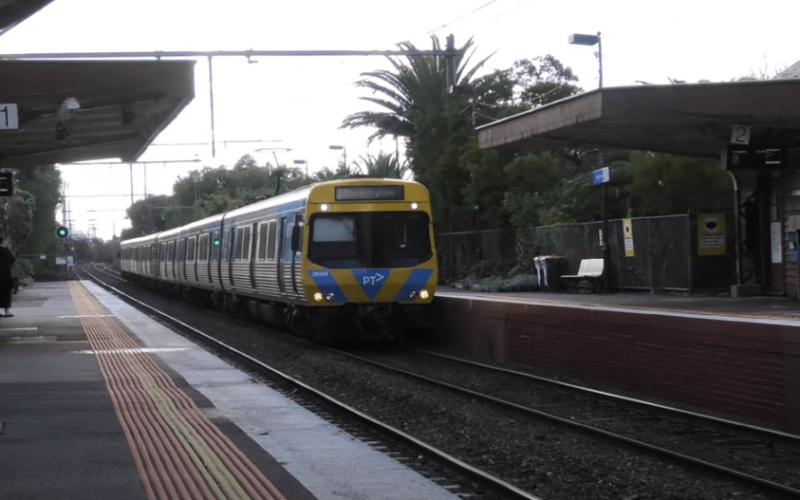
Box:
(434, 288, 800, 435)
(0, 280, 460, 500)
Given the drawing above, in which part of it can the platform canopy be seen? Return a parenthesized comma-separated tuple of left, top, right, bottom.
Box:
(477, 79, 800, 158)
(0, 0, 55, 34)
(0, 59, 195, 170)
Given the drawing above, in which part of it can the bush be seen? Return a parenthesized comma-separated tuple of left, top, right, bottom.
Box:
(13, 258, 35, 286)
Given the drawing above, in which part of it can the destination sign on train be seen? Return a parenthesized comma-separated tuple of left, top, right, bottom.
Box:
(335, 185, 404, 201)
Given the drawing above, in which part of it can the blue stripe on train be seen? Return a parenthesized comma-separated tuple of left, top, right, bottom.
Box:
(395, 269, 434, 302)
(308, 270, 347, 302)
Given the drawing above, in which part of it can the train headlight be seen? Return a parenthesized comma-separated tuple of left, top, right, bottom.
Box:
(408, 290, 417, 299)
(313, 292, 324, 302)
(325, 292, 335, 301)
(321, 203, 329, 212)
(411, 202, 418, 210)
(419, 289, 429, 299)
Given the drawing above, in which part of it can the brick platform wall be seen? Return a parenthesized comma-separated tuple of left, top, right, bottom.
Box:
(433, 297, 800, 433)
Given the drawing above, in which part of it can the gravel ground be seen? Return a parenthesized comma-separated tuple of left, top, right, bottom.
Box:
(92, 271, 775, 500)
(358, 349, 800, 491)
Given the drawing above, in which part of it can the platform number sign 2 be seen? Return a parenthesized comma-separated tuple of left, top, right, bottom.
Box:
(731, 124, 750, 146)
(0, 104, 18, 130)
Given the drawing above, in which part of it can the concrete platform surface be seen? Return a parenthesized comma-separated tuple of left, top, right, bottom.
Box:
(1, 281, 461, 500)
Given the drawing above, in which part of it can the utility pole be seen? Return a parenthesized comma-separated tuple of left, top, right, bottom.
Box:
(129, 163, 134, 205)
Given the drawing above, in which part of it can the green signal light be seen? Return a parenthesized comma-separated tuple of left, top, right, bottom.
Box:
(55, 226, 69, 239)
(213, 240, 220, 246)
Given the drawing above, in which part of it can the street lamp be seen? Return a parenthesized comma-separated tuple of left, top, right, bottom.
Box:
(570, 31, 610, 293)
(568, 32, 602, 89)
(329, 145, 346, 169)
(293, 159, 308, 179)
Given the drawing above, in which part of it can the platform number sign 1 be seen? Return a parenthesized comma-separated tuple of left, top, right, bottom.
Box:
(731, 124, 750, 145)
(0, 104, 18, 130)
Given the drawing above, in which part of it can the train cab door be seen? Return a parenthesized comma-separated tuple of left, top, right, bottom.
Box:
(289, 213, 302, 297)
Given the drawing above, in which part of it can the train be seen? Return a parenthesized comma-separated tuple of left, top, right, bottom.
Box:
(120, 178, 438, 342)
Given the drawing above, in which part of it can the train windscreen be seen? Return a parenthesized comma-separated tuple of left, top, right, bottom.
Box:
(308, 212, 431, 268)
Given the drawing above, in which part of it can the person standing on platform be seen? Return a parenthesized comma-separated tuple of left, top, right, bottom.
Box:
(0, 236, 16, 317)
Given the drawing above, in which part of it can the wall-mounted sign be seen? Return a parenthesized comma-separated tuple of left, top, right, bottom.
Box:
(622, 219, 634, 257)
(698, 213, 726, 256)
(592, 167, 610, 186)
(0, 104, 19, 130)
(731, 124, 751, 145)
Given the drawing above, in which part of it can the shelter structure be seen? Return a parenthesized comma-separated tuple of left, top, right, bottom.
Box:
(0, 1, 195, 177)
(476, 77, 800, 298)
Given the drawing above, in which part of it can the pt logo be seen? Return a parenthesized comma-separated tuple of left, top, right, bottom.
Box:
(362, 273, 385, 286)
(352, 269, 391, 300)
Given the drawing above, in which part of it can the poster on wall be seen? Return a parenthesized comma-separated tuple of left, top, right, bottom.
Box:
(771, 221, 783, 264)
(622, 219, 634, 257)
(698, 213, 726, 256)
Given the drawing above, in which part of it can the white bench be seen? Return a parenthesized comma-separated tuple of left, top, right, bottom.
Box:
(561, 258, 605, 293)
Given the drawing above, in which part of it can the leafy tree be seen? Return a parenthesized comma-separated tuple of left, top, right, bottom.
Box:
(0, 188, 35, 242)
(510, 55, 583, 106)
(119, 155, 313, 238)
(16, 165, 63, 278)
(121, 194, 173, 239)
(624, 151, 732, 215)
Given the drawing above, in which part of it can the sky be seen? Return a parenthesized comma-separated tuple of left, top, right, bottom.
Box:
(1, 0, 799, 240)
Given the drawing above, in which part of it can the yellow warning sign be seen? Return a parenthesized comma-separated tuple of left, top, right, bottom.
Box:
(623, 218, 634, 257)
(698, 213, 726, 256)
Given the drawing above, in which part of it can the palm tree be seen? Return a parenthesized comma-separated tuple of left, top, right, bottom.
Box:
(313, 162, 363, 182)
(340, 35, 494, 144)
(356, 151, 410, 179)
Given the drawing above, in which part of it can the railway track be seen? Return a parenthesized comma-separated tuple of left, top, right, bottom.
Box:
(76, 263, 797, 499)
(322, 345, 800, 498)
(74, 264, 540, 500)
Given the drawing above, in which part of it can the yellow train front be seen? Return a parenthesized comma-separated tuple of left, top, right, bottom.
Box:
(298, 179, 437, 341)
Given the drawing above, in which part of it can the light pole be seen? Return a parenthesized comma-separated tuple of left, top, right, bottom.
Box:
(569, 31, 610, 293)
(293, 159, 308, 179)
(329, 145, 346, 170)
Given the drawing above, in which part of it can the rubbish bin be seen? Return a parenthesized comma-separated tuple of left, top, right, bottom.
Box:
(534, 256, 544, 290)
(541, 255, 566, 292)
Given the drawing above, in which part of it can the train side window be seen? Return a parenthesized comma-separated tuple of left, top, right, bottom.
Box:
(199, 235, 208, 261)
(257, 222, 268, 261)
(227, 228, 235, 262)
(242, 226, 251, 262)
(187, 237, 196, 263)
(168, 241, 175, 261)
(267, 221, 277, 261)
(235, 227, 244, 261)
(160, 243, 167, 260)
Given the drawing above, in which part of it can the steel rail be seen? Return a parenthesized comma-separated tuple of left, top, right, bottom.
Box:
(325, 347, 800, 498)
(75, 266, 543, 500)
(416, 349, 800, 443)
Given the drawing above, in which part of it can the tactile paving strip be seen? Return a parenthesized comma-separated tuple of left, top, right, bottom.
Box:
(70, 281, 287, 500)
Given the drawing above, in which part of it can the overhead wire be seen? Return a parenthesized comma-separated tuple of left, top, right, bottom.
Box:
(425, 0, 504, 35)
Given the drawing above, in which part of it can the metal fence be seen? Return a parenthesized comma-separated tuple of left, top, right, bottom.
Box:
(436, 229, 517, 283)
(435, 213, 736, 292)
(523, 213, 736, 292)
